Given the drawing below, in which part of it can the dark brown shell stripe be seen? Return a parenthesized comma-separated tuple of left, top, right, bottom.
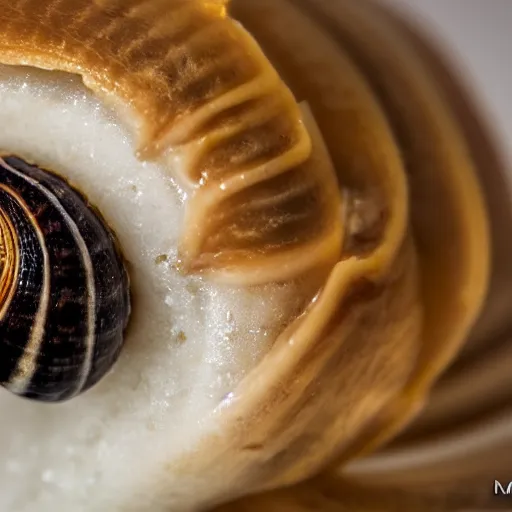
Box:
(0, 0, 343, 285)
(0, 156, 130, 402)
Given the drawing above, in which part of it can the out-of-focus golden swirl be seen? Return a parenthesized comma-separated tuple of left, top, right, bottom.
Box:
(216, 0, 511, 510)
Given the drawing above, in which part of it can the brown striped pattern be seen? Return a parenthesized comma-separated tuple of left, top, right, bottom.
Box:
(0, 156, 130, 402)
(0, 205, 18, 321)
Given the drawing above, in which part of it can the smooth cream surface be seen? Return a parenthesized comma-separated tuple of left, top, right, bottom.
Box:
(0, 65, 310, 512)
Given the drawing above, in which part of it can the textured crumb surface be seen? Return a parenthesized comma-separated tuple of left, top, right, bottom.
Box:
(0, 65, 311, 512)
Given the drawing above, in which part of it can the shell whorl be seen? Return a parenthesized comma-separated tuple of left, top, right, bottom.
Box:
(0, 0, 343, 285)
(0, 156, 130, 402)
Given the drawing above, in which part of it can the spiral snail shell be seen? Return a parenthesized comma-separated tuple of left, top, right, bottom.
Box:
(0, 155, 130, 403)
(0, 0, 491, 510)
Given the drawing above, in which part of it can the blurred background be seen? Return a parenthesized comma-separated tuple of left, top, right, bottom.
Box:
(344, 0, 512, 485)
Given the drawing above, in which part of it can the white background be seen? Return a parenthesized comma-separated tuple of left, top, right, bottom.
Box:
(386, 0, 512, 171)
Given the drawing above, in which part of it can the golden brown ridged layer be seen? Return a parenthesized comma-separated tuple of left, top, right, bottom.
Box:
(0, 0, 342, 284)
(173, 2, 426, 509)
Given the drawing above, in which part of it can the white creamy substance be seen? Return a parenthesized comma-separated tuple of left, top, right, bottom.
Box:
(0, 65, 309, 512)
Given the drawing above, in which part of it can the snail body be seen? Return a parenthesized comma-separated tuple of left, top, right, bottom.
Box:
(0, 156, 130, 402)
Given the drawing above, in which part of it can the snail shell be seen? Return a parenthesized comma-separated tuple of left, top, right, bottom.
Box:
(0, 156, 130, 402)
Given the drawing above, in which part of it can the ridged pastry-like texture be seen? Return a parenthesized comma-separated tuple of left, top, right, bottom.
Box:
(178, 0, 425, 508)
(0, 0, 342, 285)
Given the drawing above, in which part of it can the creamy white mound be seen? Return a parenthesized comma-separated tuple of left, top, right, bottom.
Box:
(0, 65, 312, 512)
